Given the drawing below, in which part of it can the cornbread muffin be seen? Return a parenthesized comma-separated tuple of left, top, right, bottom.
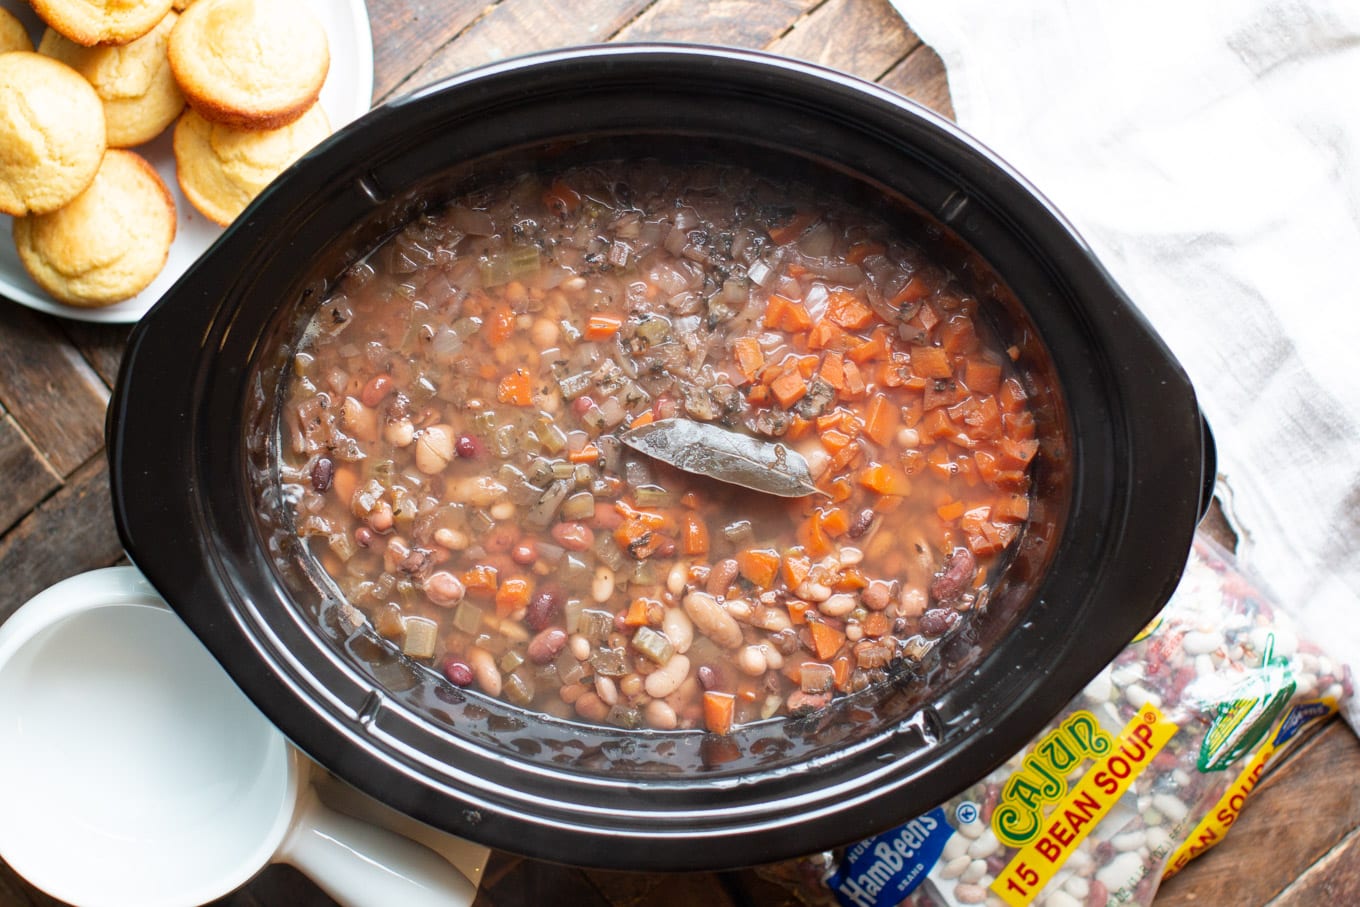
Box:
(0, 8, 33, 54)
(14, 149, 177, 306)
(173, 103, 329, 225)
(39, 14, 184, 148)
(168, 0, 329, 130)
(30, 0, 174, 47)
(0, 53, 106, 216)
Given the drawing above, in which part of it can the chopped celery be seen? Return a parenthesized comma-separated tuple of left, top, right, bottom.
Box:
(401, 617, 438, 659)
(590, 646, 628, 676)
(561, 491, 595, 522)
(503, 670, 535, 707)
(452, 601, 484, 635)
(500, 650, 525, 674)
(580, 608, 615, 642)
(633, 485, 673, 508)
(631, 626, 675, 666)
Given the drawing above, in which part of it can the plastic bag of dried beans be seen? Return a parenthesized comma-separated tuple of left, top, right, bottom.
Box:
(759, 530, 1351, 907)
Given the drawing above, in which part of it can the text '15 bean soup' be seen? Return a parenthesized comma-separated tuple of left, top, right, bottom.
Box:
(281, 160, 1040, 737)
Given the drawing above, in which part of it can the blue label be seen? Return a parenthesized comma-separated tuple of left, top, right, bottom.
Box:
(829, 807, 952, 907)
(1272, 700, 1331, 747)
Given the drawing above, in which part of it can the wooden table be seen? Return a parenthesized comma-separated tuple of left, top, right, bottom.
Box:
(2, 1, 1357, 904)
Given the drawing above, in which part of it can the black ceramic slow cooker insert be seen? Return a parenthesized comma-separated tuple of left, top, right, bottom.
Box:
(108, 46, 1214, 870)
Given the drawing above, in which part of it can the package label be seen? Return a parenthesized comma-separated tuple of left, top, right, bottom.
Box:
(829, 807, 952, 907)
(990, 705, 1177, 906)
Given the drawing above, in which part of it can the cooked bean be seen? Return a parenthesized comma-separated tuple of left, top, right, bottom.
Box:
(524, 586, 563, 631)
(310, 457, 333, 492)
(551, 521, 594, 551)
(644, 699, 678, 730)
(683, 591, 743, 649)
(574, 691, 610, 723)
(591, 565, 615, 603)
(467, 647, 501, 697)
(661, 606, 694, 654)
(415, 424, 455, 474)
(706, 558, 739, 597)
(819, 593, 856, 618)
(645, 654, 691, 698)
(423, 571, 465, 607)
(737, 645, 767, 677)
(527, 628, 568, 664)
(595, 674, 619, 706)
(930, 547, 977, 602)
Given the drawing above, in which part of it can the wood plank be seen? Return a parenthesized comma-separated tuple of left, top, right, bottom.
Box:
(0, 415, 60, 536)
(765, 0, 919, 82)
(0, 456, 122, 624)
(1271, 827, 1360, 905)
(0, 307, 109, 477)
(1156, 721, 1360, 905)
(387, 0, 656, 97)
(369, 0, 494, 102)
(59, 321, 131, 392)
(614, 0, 814, 47)
(879, 43, 956, 120)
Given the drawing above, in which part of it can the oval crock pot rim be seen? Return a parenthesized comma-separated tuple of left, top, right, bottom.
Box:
(108, 43, 1210, 869)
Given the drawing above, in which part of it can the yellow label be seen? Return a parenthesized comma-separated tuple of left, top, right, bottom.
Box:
(1164, 697, 1336, 878)
(990, 705, 1177, 907)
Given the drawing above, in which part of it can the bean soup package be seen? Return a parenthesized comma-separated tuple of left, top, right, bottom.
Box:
(762, 532, 1352, 907)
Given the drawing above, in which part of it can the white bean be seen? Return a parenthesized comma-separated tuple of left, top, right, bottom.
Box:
(1152, 792, 1189, 824)
(960, 859, 987, 884)
(644, 699, 678, 730)
(383, 418, 415, 448)
(662, 607, 694, 654)
(838, 546, 864, 566)
(569, 633, 591, 661)
(737, 645, 767, 677)
(490, 501, 516, 522)
(967, 830, 998, 858)
(819, 593, 856, 618)
(683, 591, 743, 649)
(724, 597, 753, 621)
(434, 527, 469, 551)
(666, 561, 690, 596)
(954, 884, 987, 904)
(595, 675, 619, 707)
(939, 855, 970, 880)
(592, 566, 616, 604)
(644, 654, 691, 699)
(415, 424, 455, 474)
(467, 647, 501, 697)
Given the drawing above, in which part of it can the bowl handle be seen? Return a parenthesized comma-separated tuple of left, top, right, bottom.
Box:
(278, 784, 478, 907)
(1197, 411, 1218, 521)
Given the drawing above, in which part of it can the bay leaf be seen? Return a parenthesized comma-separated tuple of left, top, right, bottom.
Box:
(618, 418, 822, 498)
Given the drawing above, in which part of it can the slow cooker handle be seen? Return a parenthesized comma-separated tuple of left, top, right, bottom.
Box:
(1197, 411, 1217, 522)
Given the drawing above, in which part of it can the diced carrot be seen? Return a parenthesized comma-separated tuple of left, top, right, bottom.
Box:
(797, 511, 833, 557)
(704, 691, 737, 736)
(999, 437, 1040, 467)
(965, 357, 1004, 395)
(542, 179, 582, 215)
(939, 315, 979, 355)
(782, 549, 812, 588)
(917, 304, 939, 332)
(797, 355, 820, 378)
(827, 438, 864, 473)
(819, 350, 846, 392)
(909, 345, 953, 379)
(583, 313, 624, 341)
(863, 393, 898, 446)
(858, 463, 912, 496)
(816, 410, 845, 433)
(807, 318, 854, 351)
(847, 328, 890, 364)
(923, 377, 960, 411)
(835, 568, 868, 591)
(786, 415, 812, 441)
(737, 548, 781, 589)
(845, 241, 886, 265)
(820, 428, 853, 455)
(497, 368, 534, 406)
(826, 475, 853, 503)
(613, 502, 667, 530)
(495, 576, 533, 617)
(825, 290, 876, 330)
(681, 512, 710, 555)
(462, 564, 499, 599)
(771, 371, 808, 408)
(936, 500, 966, 521)
(487, 304, 516, 346)
(779, 299, 814, 333)
(734, 337, 765, 382)
(900, 396, 924, 429)
(833, 654, 853, 691)
(1003, 410, 1037, 441)
(840, 359, 867, 399)
(786, 599, 813, 625)
(746, 384, 770, 406)
(891, 275, 932, 305)
(994, 494, 1031, 522)
(764, 294, 791, 330)
(623, 597, 651, 627)
(922, 408, 958, 440)
(819, 507, 851, 537)
(768, 211, 816, 244)
(926, 447, 955, 481)
(628, 410, 655, 429)
(569, 444, 601, 464)
(809, 621, 846, 661)
(998, 377, 1029, 413)
(862, 611, 891, 638)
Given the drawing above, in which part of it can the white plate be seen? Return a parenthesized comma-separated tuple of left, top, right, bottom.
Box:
(0, 0, 374, 324)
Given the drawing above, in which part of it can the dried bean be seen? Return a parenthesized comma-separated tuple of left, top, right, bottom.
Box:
(644, 654, 691, 698)
(706, 558, 739, 597)
(683, 591, 744, 649)
(662, 606, 694, 654)
(929, 546, 976, 602)
(552, 521, 594, 551)
(919, 607, 959, 637)
(527, 628, 568, 664)
(467, 647, 501, 697)
(525, 586, 563, 631)
(310, 457, 334, 492)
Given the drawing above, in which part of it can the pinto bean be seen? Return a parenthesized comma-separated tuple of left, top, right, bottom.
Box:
(527, 628, 568, 664)
(705, 558, 739, 597)
(467, 647, 501, 697)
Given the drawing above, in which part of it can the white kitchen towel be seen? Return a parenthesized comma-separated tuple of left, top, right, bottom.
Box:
(888, 0, 1360, 726)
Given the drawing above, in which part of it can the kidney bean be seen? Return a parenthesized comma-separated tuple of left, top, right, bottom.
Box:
(551, 521, 594, 551)
(930, 547, 976, 602)
(524, 586, 563, 631)
(527, 628, 568, 664)
(705, 558, 739, 597)
(310, 456, 334, 492)
(454, 433, 483, 459)
(360, 373, 394, 407)
(847, 508, 875, 539)
(442, 658, 474, 686)
(696, 664, 719, 691)
(683, 591, 744, 649)
(919, 607, 960, 637)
